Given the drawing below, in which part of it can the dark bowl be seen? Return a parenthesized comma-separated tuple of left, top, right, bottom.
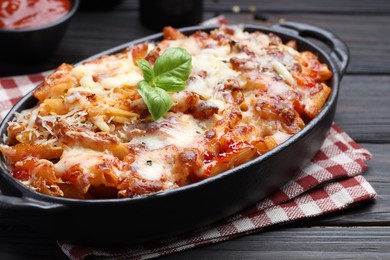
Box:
(0, 22, 349, 246)
(0, 0, 79, 64)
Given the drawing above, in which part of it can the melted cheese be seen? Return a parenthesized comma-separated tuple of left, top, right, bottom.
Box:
(268, 80, 291, 97)
(101, 71, 143, 89)
(131, 150, 171, 180)
(55, 147, 112, 176)
(272, 60, 296, 86)
(186, 75, 213, 99)
(72, 58, 135, 79)
(195, 54, 237, 84)
(272, 131, 292, 144)
(129, 114, 204, 150)
(80, 75, 99, 89)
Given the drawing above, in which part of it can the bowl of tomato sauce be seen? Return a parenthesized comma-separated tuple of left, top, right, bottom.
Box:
(0, 0, 79, 63)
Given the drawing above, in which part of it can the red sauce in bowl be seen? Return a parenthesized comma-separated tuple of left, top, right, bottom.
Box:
(0, 0, 71, 30)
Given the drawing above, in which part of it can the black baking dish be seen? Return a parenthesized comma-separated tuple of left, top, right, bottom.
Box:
(0, 22, 349, 246)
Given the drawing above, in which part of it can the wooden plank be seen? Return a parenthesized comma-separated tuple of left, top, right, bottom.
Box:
(335, 76, 390, 142)
(0, 226, 389, 259)
(265, 14, 390, 74)
(205, 0, 390, 13)
(0, 223, 66, 259)
(163, 227, 390, 259)
(1, 12, 389, 76)
(116, 0, 390, 13)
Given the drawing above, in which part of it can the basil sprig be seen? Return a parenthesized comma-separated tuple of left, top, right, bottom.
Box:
(137, 47, 192, 120)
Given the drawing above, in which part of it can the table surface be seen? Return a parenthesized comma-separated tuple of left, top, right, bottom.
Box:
(1, 1, 390, 259)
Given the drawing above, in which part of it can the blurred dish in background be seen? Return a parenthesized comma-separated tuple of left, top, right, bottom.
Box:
(0, 0, 79, 63)
(139, 0, 203, 30)
(0, 0, 71, 29)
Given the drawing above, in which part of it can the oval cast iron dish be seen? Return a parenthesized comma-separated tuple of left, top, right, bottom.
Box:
(0, 22, 349, 246)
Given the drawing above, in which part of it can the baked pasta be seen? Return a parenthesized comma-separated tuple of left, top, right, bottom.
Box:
(0, 25, 332, 199)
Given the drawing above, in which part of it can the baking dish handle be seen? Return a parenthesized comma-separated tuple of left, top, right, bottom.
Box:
(272, 21, 350, 75)
(0, 194, 66, 214)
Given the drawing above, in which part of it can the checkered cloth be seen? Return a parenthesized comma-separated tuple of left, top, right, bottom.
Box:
(0, 73, 377, 260)
(0, 72, 52, 120)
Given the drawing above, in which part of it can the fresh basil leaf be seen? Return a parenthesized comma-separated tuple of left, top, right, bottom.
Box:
(154, 77, 187, 92)
(136, 47, 192, 120)
(137, 80, 173, 121)
(153, 47, 192, 87)
(137, 59, 154, 83)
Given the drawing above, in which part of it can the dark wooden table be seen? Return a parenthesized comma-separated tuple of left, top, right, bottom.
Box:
(1, 1, 390, 259)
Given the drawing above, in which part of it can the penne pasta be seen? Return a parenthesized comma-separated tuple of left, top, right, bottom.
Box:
(43, 98, 68, 115)
(105, 106, 139, 118)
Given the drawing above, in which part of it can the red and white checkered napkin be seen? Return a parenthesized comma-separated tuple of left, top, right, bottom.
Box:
(0, 73, 378, 260)
(0, 72, 52, 121)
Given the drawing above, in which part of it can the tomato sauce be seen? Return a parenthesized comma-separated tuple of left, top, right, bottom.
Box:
(0, 0, 71, 29)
